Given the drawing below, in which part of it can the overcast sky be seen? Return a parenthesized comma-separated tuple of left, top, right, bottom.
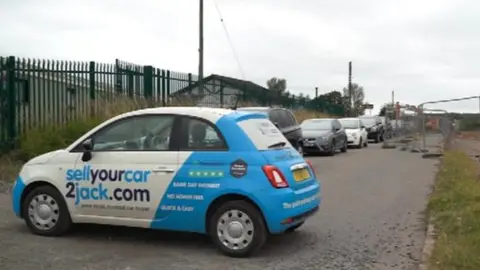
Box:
(1, 0, 479, 113)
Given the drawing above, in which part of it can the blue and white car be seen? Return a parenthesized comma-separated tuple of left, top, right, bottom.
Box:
(11, 107, 321, 257)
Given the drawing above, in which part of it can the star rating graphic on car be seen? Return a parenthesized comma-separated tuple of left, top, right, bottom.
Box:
(188, 170, 225, 178)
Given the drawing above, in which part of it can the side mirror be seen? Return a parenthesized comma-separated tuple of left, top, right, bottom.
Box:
(361, 125, 365, 129)
(81, 138, 93, 162)
(273, 122, 279, 128)
(82, 138, 93, 151)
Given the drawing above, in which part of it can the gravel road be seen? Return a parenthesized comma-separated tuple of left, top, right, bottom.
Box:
(0, 142, 439, 270)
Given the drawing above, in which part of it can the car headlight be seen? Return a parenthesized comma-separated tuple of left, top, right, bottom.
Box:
(371, 126, 377, 132)
(352, 133, 358, 138)
(320, 136, 329, 140)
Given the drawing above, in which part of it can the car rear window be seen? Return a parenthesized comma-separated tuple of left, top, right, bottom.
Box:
(237, 118, 291, 150)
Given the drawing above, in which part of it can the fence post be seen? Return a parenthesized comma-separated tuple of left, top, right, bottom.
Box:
(89, 61, 96, 117)
(219, 80, 224, 108)
(161, 70, 166, 106)
(166, 70, 171, 105)
(6, 56, 16, 148)
(143, 65, 153, 105)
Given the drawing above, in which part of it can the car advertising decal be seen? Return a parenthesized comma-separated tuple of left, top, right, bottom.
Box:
(65, 165, 151, 206)
(230, 159, 248, 178)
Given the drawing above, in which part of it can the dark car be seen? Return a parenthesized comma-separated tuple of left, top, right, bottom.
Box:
(236, 107, 303, 152)
(359, 115, 384, 143)
(300, 118, 348, 156)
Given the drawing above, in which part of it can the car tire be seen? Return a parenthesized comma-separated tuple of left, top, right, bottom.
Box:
(380, 132, 385, 142)
(22, 185, 72, 237)
(285, 222, 305, 233)
(327, 141, 335, 156)
(363, 139, 368, 147)
(340, 140, 347, 153)
(374, 133, 381, 143)
(209, 200, 268, 258)
(357, 138, 363, 149)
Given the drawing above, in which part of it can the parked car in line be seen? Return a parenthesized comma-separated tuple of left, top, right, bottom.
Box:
(236, 107, 303, 153)
(300, 118, 348, 156)
(338, 118, 368, 148)
(359, 115, 384, 143)
(11, 107, 320, 258)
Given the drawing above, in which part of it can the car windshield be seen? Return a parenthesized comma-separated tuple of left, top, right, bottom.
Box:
(360, 117, 376, 126)
(301, 120, 332, 130)
(339, 119, 359, 129)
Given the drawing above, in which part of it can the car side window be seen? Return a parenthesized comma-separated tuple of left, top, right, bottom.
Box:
(91, 115, 175, 151)
(181, 117, 227, 151)
(282, 110, 296, 127)
(277, 110, 291, 128)
(268, 110, 281, 127)
(335, 120, 342, 130)
(286, 110, 298, 126)
(333, 120, 341, 130)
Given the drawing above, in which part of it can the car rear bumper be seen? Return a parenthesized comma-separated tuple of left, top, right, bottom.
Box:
(347, 136, 360, 145)
(302, 142, 330, 153)
(257, 180, 321, 234)
(367, 131, 381, 139)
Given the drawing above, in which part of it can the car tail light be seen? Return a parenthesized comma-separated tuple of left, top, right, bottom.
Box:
(262, 165, 289, 188)
(306, 160, 316, 179)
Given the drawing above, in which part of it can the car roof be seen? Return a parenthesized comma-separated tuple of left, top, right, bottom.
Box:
(65, 106, 267, 152)
(114, 106, 236, 123)
(339, 117, 360, 121)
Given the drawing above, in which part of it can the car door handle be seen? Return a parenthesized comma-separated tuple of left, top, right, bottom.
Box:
(152, 168, 175, 173)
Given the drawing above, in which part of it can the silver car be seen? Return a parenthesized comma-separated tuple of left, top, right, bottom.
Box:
(300, 118, 348, 156)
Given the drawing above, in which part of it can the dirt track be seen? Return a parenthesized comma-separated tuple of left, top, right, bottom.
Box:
(0, 142, 440, 270)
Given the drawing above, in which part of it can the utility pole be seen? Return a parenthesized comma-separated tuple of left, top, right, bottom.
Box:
(198, 0, 204, 96)
(315, 87, 318, 99)
(348, 61, 353, 116)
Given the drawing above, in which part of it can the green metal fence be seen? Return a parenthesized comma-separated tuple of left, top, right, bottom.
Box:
(0, 55, 345, 152)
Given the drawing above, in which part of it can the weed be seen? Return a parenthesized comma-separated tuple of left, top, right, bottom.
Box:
(428, 151, 480, 270)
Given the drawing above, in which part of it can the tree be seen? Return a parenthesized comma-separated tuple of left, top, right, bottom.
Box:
(266, 77, 287, 94)
(342, 83, 365, 116)
(379, 103, 397, 119)
(317, 90, 343, 106)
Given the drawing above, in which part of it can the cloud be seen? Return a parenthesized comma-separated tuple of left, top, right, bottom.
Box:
(1, 0, 479, 113)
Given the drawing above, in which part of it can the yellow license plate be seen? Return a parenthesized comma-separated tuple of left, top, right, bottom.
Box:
(293, 168, 310, 182)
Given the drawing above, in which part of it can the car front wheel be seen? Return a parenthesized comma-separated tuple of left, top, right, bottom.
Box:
(22, 185, 72, 236)
(209, 200, 268, 258)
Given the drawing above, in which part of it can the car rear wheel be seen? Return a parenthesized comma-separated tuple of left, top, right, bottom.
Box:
(209, 200, 267, 258)
(340, 140, 347, 153)
(22, 185, 72, 236)
(327, 141, 336, 156)
(285, 222, 305, 233)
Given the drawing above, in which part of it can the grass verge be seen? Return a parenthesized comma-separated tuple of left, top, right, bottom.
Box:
(427, 150, 480, 269)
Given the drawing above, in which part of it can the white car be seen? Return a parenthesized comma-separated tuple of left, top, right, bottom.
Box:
(338, 118, 368, 148)
(11, 106, 321, 258)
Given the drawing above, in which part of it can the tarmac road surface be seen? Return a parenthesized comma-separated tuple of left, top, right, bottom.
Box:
(0, 142, 439, 270)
